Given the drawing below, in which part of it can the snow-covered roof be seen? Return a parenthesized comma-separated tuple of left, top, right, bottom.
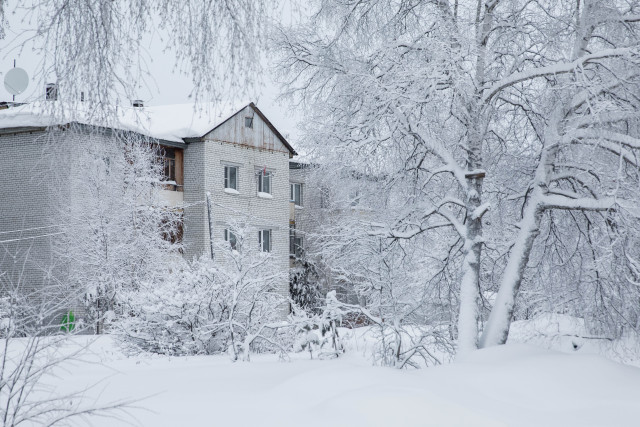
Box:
(0, 101, 246, 143)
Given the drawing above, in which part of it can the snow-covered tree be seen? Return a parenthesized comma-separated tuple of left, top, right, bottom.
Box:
(5, 0, 276, 109)
(480, 0, 640, 346)
(300, 174, 456, 366)
(41, 126, 182, 333)
(275, 0, 503, 355)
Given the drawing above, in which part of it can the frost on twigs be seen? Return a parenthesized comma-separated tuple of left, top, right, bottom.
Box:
(41, 126, 183, 335)
(290, 291, 345, 360)
(0, 253, 133, 425)
(10, 0, 270, 112)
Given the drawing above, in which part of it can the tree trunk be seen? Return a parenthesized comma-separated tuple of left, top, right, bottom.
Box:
(480, 109, 562, 346)
(479, 191, 544, 347)
(455, 0, 495, 356)
(457, 176, 483, 355)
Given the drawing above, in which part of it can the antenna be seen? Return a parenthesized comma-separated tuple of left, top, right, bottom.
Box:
(4, 61, 29, 102)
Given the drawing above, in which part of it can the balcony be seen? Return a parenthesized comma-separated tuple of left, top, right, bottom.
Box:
(160, 185, 184, 207)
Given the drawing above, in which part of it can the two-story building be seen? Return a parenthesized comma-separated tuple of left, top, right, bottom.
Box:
(0, 100, 298, 316)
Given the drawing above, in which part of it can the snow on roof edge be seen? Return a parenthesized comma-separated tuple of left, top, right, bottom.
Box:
(0, 101, 249, 143)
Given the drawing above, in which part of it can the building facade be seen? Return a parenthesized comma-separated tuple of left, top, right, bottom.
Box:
(0, 101, 298, 319)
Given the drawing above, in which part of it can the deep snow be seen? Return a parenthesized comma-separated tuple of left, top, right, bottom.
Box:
(45, 331, 640, 427)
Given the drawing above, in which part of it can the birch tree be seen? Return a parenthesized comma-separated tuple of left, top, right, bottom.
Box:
(480, 0, 640, 346)
(4, 0, 274, 109)
(276, 0, 517, 354)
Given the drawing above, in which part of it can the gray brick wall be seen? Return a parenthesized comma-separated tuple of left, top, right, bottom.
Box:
(289, 162, 327, 250)
(183, 140, 209, 260)
(180, 110, 294, 311)
(182, 139, 292, 307)
(0, 128, 78, 322)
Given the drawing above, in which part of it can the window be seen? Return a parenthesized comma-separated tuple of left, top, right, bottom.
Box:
(289, 225, 303, 257)
(320, 187, 330, 208)
(258, 229, 271, 252)
(224, 229, 238, 250)
(258, 170, 272, 194)
(158, 147, 175, 180)
(290, 183, 303, 206)
(224, 165, 238, 190)
(244, 117, 253, 128)
(157, 146, 179, 190)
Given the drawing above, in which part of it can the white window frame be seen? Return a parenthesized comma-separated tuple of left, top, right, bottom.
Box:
(224, 229, 238, 250)
(258, 229, 272, 252)
(257, 170, 272, 194)
(290, 182, 303, 206)
(244, 116, 253, 128)
(290, 226, 303, 257)
(294, 235, 303, 257)
(224, 165, 238, 191)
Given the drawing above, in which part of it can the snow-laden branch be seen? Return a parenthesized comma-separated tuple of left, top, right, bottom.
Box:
(589, 130, 640, 150)
(471, 202, 490, 220)
(483, 48, 637, 104)
(566, 133, 640, 167)
(541, 195, 616, 211)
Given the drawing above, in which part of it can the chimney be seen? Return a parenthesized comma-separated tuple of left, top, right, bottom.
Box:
(132, 99, 144, 108)
(45, 83, 58, 101)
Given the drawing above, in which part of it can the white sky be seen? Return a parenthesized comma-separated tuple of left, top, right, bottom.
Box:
(0, 3, 304, 146)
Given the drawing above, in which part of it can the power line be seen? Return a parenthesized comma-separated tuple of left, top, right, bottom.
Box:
(0, 232, 65, 244)
(0, 224, 64, 236)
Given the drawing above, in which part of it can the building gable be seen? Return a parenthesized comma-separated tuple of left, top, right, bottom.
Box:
(201, 103, 296, 157)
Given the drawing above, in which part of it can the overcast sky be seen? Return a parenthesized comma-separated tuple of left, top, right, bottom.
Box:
(0, 4, 304, 146)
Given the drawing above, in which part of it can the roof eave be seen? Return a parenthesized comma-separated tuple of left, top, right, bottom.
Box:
(183, 137, 204, 144)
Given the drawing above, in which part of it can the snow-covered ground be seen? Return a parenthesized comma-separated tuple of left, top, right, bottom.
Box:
(47, 327, 640, 427)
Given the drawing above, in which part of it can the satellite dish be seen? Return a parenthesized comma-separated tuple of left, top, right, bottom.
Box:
(4, 67, 29, 96)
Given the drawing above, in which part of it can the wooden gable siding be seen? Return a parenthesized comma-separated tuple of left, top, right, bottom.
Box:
(204, 106, 289, 154)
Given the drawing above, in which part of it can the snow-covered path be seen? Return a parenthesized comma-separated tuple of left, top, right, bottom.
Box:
(53, 337, 640, 427)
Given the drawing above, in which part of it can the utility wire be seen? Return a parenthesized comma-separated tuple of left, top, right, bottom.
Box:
(0, 232, 65, 244)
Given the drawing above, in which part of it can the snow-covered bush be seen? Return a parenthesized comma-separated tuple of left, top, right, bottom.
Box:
(116, 223, 288, 360)
(114, 257, 222, 355)
(0, 251, 129, 425)
(290, 291, 346, 360)
(289, 255, 322, 314)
